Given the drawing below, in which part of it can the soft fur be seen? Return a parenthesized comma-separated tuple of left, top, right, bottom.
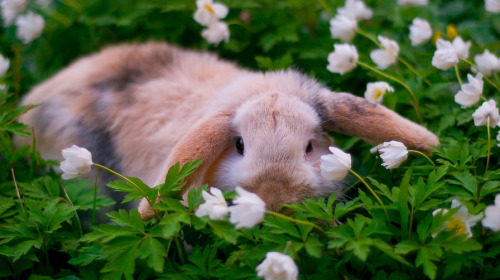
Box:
(16, 42, 439, 219)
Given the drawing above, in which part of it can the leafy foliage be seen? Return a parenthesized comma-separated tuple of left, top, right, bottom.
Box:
(1, 0, 500, 279)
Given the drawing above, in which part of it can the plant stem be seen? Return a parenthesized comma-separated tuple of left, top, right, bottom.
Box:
(460, 58, 500, 92)
(348, 169, 388, 218)
(11, 168, 26, 217)
(61, 184, 83, 238)
(485, 117, 491, 175)
(408, 150, 436, 167)
(408, 211, 414, 240)
(357, 60, 423, 123)
(356, 29, 382, 48)
(266, 210, 325, 233)
(356, 29, 432, 86)
(93, 163, 154, 207)
(174, 237, 185, 263)
(92, 169, 99, 228)
(454, 64, 463, 85)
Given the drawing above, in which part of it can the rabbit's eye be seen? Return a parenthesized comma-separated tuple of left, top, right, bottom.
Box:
(306, 141, 313, 154)
(236, 137, 244, 155)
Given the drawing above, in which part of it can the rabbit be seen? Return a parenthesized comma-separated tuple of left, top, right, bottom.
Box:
(15, 41, 439, 220)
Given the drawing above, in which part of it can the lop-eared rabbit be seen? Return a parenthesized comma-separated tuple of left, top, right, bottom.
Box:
(16, 42, 439, 219)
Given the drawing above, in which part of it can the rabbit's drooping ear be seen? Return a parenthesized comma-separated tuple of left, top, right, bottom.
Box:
(139, 111, 234, 220)
(316, 91, 439, 151)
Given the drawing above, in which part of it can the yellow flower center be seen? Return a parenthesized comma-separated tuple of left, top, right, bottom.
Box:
(204, 3, 215, 15)
(373, 89, 384, 100)
(432, 30, 443, 44)
(446, 217, 466, 235)
(446, 24, 458, 40)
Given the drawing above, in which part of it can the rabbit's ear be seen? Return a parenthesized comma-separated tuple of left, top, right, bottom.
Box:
(139, 111, 233, 220)
(316, 91, 439, 151)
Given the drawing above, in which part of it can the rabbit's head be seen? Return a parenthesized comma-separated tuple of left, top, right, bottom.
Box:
(209, 91, 336, 211)
(139, 70, 439, 218)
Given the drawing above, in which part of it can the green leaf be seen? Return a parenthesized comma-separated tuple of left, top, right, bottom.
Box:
(398, 168, 412, 239)
(448, 172, 477, 199)
(107, 209, 144, 232)
(264, 216, 301, 239)
(107, 177, 157, 203)
(69, 243, 105, 266)
(480, 181, 500, 198)
(207, 220, 240, 244)
(152, 212, 190, 239)
(395, 240, 420, 255)
(304, 237, 322, 258)
(154, 197, 186, 213)
(138, 236, 167, 272)
(416, 246, 439, 280)
(101, 239, 140, 280)
(187, 184, 208, 212)
(160, 160, 202, 196)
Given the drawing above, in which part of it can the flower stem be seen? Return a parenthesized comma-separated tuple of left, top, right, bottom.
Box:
(93, 163, 154, 207)
(357, 60, 423, 123)
(356, 29, 432, 86)
(356, 29, 382, 48)
(454, 64, 463, 85)
(485, 117, 491, 175)
(266, 210, 325, 233)
(408, 150, 436, 167)
(348, 169, 388, 218)
(460, 58, 500, 92)
(92, 169, 99, 228)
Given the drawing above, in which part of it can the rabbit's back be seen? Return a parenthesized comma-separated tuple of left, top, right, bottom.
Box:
(17, 42, 246, 185)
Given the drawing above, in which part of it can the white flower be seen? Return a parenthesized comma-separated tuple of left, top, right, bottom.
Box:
(370, 36, 399, 69)
(256, 252, 298, 280)
(337, 0, 373, 21)
(431, 39, 459, 70)
(454, 73, 483, 108)
(482, 193, 500, 231)
(195, 187, 229, 220)
(364, 81, 394, 104)
(327, 44, 358, 75)
(1, 0, 26, 26)
(201, 21, 229, 45)
(408, 18, 432, 46)
(320, 146, 352, 180)
(397, 0, 428, 5)
(432, 199, 483, 238)
(451, 36, 471, 60)
(60, 145, 93, 180)
(193, 0, 228, 26)
(497, 131, 500, 147)
(0, 54, 10, 77)
(474, 50, 500, 77)
(472, 100, 500, 127)
(375, 141, 408, 169)
(329, 14, 358, 43)
(486, 0, 500, 13)
(229, 187, 266, 229)
(15, 11, 45, 44)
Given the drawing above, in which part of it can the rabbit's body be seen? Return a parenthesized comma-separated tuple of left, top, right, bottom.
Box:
(18, 42, 245, 186)
(17, 41, 439, 218)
